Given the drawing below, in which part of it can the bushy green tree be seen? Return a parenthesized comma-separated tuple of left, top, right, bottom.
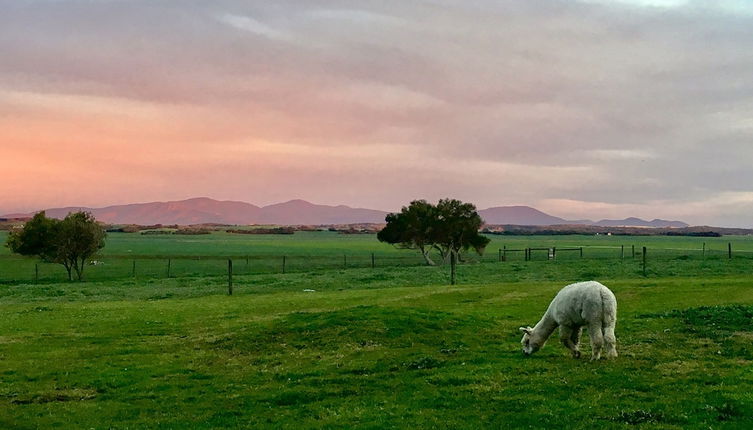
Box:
(6, 211, 106, 281)
(377, 200, 437, 265)
(432, 198, 490, 263)
(377, 199, 490, 267)
(56, 212, 107, 281)
(6, 211, 58, 261)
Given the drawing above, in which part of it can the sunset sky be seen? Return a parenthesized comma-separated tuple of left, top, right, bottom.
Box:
(2, 0, 753, 227)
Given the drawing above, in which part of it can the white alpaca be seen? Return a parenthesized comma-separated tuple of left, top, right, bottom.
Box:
(519, 281, 617, 360)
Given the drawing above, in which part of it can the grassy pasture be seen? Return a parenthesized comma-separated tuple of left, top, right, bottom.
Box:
(3, 230, 751, 258)
(2, 232, 753, 428)
(1, 231, 753, 283)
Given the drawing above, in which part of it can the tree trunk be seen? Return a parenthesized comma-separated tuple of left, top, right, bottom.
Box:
(450, 250, 457, 285)
(420, 247, 436, 266)
(76, 258, 85, 281)
(64, 263, 72, 281)
(435, 246, 450, 265)
(72, 261, 81, 281)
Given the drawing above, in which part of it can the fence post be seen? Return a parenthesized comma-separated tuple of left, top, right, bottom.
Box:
(35, 263, 39, 282)
(282, 256, 287, 274)
(343, 254, 347, 269)
(371, 253, 375, 268)
(579, 247, 583, 258)
(552, 247, 556, 260)
(632, 245, 635, 258)
(642, 247, 647, 276)
(503, 245, 507, 261)
(167, 259, 171, 278)
(621, 245, 624, 260)
(132, 260, 136, 278)
(498, 248, 502, 262)
(450, 251, 457, 285)
(729, 243, 732, 259)
(702, 243, 706, 258)
(227, 259, 233, 296)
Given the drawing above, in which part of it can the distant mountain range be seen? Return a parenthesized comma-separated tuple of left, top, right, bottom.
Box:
(478, 206, 588, 226)
(478, 206, 688, 228)
(1, 197, 689, 228)
(2, 198, 387, 226)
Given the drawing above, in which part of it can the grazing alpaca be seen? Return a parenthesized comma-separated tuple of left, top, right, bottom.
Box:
(519, 281, 617, 360)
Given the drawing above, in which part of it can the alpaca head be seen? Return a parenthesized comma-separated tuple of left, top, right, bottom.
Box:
(519, 326, 542, 355)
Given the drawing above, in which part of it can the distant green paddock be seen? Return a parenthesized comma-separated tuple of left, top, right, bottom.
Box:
(1, 231, 753, 283)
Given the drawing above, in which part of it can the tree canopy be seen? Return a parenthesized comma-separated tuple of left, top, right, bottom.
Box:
(432, 198, 490, 262)
(6, 211, 106, 281)
(377, 200, 437, 265)
(6, 211, 58, 261)
(377, 199, 490, 265)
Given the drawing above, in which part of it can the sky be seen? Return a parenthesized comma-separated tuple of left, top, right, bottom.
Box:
(1, 0, 753, 227)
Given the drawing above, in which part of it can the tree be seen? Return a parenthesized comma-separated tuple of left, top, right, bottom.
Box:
(377, 199, 490, 269)
(431, 198, 490, 264)
(377, 200, 437, 265)
(6, 211, 58, 262)
(55, 212, 107, 281)
(6, 211, 106, 281)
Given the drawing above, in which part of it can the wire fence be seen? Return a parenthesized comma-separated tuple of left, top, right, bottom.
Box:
(0, 253, 427, 283)
(0, 242, 751, 284)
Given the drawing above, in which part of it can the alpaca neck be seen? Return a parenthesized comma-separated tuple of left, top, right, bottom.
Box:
(533, 311, 558, 344)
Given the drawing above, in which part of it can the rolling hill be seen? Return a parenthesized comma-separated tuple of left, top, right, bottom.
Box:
(2, 198, 688, 228)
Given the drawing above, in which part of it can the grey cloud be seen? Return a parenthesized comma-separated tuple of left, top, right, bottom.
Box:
(2, 0, 753, 225)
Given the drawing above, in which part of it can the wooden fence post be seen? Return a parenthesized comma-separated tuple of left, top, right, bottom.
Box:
(282, 256, 287, 274)
(642, 247, 647, 276)
(35, 263, 39, 282)
(552, 247, 556, 260)
(579, 247, 583, 258)
(132, 260, 136, 278)
(632, 245, 635, 258)
(167, 259, 171, 278)
(702, 243, 706, 258)
(371, 253, 375, 268)
(729, 243, 732, 259)
(503, 245, 507, 261)
(498, 248, 502, 262)
(343, 254, 347, 269)
(621, 245, 624, 260)
(227, 259, 233, 296)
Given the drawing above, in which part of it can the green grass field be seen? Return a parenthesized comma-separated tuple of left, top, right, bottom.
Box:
(2, 232, 753, 428)
(2, 231, 753, 283)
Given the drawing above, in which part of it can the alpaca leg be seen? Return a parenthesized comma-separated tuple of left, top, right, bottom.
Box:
(559, 325, 580, 358)
(588, 322, 604, 361)
(570, 326, 583, 358)
(603, 322, 618, 358)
